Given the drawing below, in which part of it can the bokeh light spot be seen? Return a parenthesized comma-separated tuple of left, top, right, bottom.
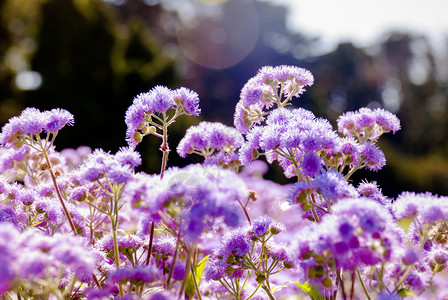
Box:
(177, 0, 259, 69)
(15, 71, 42, 91)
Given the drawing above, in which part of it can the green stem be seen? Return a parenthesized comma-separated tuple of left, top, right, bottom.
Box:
(160, 113, 169, 179)
(167, 236, 180, 288)
(218, 278, 237, 296)
(111, 216, 124, 297)
(261, 284, 276, 300)
(356, 268, 371, 300)
(244, 284, 261, 300)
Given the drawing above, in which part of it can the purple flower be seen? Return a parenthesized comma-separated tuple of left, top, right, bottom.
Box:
(357, 180, 389, 205)
(267, 241, 292, 264)
(109, 265, 158, 284)
(238, 127, 262, 165)
(292, 197, 405, 293)
(233, 102, 253, 134)
(401, 248, 420, 265)
(340, 137, 361, 165)
(18, 107, 45, 135)
(17, 189, 39, 206)
(174, 87, 201, 116)
(240, 78, 264, 106)
(259, 125, 284, 151)
(146, 85, 175, 114)
(177, 122, 244, 160)
(355, 107, 376, 129)
(203, 259, 227, 281)
(97, 232, 144, 252)
(393, 192, 448, 223)
(287, 180, 314, 205)
(337, 111, 357, 137)
(217, 228, 252, 258)
(43, 108, 74, 133)
(312, 170, 358, 200)
(124, 165, 248, 242)
(75, 148, 137, 185)
(0, 108, 74, 148)
(125, 85, 199, 146)
(233, 66, 313, 134)
(338, 222, 354, 238)
(0, 116, 22, 146)
(0, 146, 30, 173)
(115, 146, 142, 168)
(374, 108, 401, 133)
(337, 107, 400, 141)
(33, 197, 64, 224)
(280, 127, 303, 148)
(147, 291, 177, 300)
(152, 235, 177, 257)
(360, 142, 386, 171)
(257, 65, 314, 88)
(124, 102, 146, 146)
(50, 238, 98, 280)
(177, 126, 207, 157)
(265, 107, 294, 126)
(83, 287, 114, 299)
(300, 152, 322, 178)
(0, 205, 18, 226)
(249, 215, 285, 238)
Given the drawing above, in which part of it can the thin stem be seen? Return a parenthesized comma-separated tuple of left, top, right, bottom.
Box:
(350, 270, 355, 300)
(167, 236, 180, 288)
(309, 193, 321, 223)
(356, 268, 371, 300)
(392, 266, 413, 293)
(160, 113, 169, 179)
(42, 148, 77, 234)
(145, 222, 155, 265)
(111, 215, 124, 297)
(189, 251, 203, 300)
(237, 199, 252, 225)
(337, 269, 347, 300)
(261, 285, 276, 300)
(178, 251, 190, 299)
(244, 284, 261, 300)
(218, 278, 237, 296)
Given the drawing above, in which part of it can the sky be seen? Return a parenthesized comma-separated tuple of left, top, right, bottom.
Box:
(263, 0, 448, 55)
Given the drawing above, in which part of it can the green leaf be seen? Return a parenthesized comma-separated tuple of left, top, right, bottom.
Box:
(185, 255, 210, 298)
(397, 288, 416, 297)
(287, 281, 325, 300)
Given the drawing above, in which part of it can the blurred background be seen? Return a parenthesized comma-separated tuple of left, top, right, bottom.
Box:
(1, 0, 448, 197)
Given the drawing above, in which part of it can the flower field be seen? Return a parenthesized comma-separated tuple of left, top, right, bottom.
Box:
(1, 65, 447, 299)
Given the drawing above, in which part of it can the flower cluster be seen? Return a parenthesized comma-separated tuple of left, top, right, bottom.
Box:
(0, 107, 74, 149)
(292, 198, 405, 293)
(125, 85, 200, 146)
(234, 65, 314, 134)
(203, 216, 291, 299)
(287, 170, 358, 220)
(0, 67, 447, 300)
(74, 147, 141, 185)
(177, 121, 244, 168)
(124, 164, 248, 243)
(0, 223, 99, 295)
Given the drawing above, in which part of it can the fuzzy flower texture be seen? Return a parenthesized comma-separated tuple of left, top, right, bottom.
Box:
(125, 85, 200, 146)
(2, 65, 447, 300)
